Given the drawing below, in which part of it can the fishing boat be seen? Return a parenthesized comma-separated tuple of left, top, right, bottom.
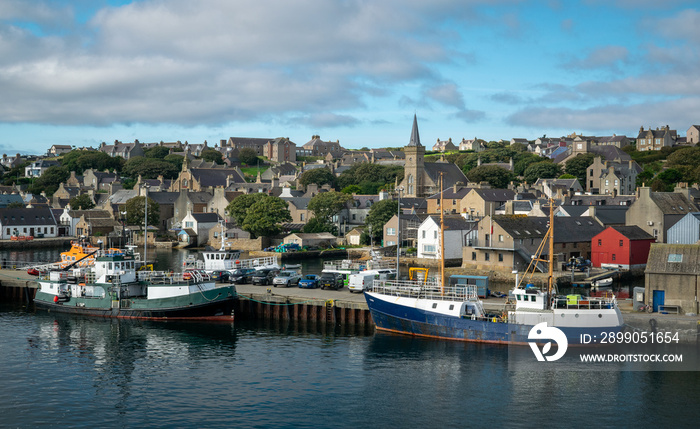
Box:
(364, 180, 623, 345)
(34, 246, 237, 320)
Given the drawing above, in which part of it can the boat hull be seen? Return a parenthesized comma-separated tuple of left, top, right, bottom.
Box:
(365, 292, 622, 345)
(34, 286, 237, 320)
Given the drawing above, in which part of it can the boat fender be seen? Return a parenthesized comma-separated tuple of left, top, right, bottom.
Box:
(471, 314, 476, 320)
(53, 295, 59, 303)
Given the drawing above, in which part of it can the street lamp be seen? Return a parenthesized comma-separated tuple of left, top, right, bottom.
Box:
(396, 186, 404, 277)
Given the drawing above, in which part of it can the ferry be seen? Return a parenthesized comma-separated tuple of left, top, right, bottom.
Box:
(364, 187, 624, 345)
(34, 247, 237, 320)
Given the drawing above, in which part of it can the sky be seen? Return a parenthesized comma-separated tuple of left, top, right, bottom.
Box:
(1, 0, 700, 155)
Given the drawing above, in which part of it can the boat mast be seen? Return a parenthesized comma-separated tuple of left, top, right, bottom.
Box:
(440, 173, 445, 295)
(547, 197, 554, 306)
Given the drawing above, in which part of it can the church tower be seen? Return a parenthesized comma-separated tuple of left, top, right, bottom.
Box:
(402, 114, 425, 197)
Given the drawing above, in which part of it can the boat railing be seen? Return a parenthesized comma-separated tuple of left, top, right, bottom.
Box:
(552, 293, 618, 310)
(235, 256, 278, 269)
(372, 279, 479, 301)
(137, 270, 213, 284)
(323, 259, 395, 272)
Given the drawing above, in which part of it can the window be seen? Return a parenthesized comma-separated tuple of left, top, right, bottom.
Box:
(472, 252, 476, 261)
(619, 240, 623, 247)
(612, 254, 616, 261)
(598, 239, 602, 246)
(498, 253, 503, 262)
(422, 231, 426, 239)
(484, 253, 490, 261)
(185, 221, 193, 228)
(300, 213, 305, 221)
(387, 228, 396, 236)
(498, 234, 504, 242)
(5, 228, 8, 235)
(423, 244, 436, 253)
(668, 253, 683, 263)
(433, 231, 437, 239)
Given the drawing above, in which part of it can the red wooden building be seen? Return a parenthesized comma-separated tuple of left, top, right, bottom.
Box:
(591, 226, 655, 269)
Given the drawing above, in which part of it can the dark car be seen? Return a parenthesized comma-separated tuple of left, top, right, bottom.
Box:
(228, 268, 256, 284)
(319, 272, 344, 290)
(210, 270, 230, 282)
(251, 268, 279, 286)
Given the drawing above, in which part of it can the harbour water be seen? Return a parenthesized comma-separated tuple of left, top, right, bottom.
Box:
(2, 247, 700, 427)
(1, 302, 700, 428)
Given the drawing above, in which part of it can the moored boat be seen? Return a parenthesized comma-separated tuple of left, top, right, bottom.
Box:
(364, 185, 624, 345)
(34, 246, 237, 320)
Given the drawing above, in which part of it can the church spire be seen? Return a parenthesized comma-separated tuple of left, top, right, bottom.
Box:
(408, 114, 422, 147)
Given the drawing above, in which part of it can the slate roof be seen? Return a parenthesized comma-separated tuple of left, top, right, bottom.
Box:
(148, 192, 179, 205)
(283, 197, 311, 210)
(108, 190, 138, 205)
(494, 215, 604, 243)
(608, 225, 655, 240)
(186, 192, 214, 204)
(557, 205, 589, 217)
(0, 207, 56, 226)
(408, 114, 421, 147)
(0, 194, 24, 207)
(192, 213, 221, 223)
(645, 243, 700, 274)
(427, 187, 473, 200)
(588, 206, 628, 225)
(68, 209, 112, 219)
(424, 162, 468, 189)
(649, 192, 697, 214)
(425, 215, 475, 231)
(191, 168, 245, 187)
(472, 188, 516, 202)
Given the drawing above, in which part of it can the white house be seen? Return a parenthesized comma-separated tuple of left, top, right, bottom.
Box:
(0, 207, 58, 239)
(24, 159, 60, 178)
(416, 215, 477, 261)
(181, 211, 222, 246)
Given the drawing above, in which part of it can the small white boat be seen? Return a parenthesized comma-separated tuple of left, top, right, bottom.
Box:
(592, 277, 613, 288)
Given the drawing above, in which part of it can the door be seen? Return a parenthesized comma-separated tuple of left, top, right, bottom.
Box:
(652, 290, 665, 312)
(30, 227, 34, 237)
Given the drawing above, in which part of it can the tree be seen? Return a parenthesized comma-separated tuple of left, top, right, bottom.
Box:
(336, 163, 403, 193)
(226, 194, 291, 238)
(201, 148, 224, 164)
(523, 161, 562, 184)
(61, 150, 123, 174)
(144, 146, 171, 159)
(564, 153, 596, 184)
(164, 154, 184, 171)
(28, 166, 70, 196)
(299, 168, 336, 188)
(239, 148, 260, 165)
(465, 165, 515, 189)
(123, 157, 179, 179)
(341, 185, 362, 194)
(512, 153, 543, 176)
(69, 194, 95, 210)
(307, 191, 352, 225)
(124, 196, 160, 227)
(364, 199, 398, 245)
(302, 216, 336, 234)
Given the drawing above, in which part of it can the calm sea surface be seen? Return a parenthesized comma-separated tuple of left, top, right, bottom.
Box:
(1, 247, 699, 428)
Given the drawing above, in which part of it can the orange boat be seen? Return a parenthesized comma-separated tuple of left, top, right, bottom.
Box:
(59, 241, 100, 268)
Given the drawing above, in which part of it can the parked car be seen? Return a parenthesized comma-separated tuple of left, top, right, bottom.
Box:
(319, 272, 344, 290)
(273, 270, 302, 287)
(228, 268, 256, 284)
(298, 274, 320, 289)
(209, 270, 229, 282)
(251, 268, 280, 286)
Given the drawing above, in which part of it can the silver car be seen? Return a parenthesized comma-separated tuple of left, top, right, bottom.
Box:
(273, 270, 301, 287)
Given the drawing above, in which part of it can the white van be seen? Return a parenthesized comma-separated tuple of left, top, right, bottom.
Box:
(348, 269, 396, 293)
